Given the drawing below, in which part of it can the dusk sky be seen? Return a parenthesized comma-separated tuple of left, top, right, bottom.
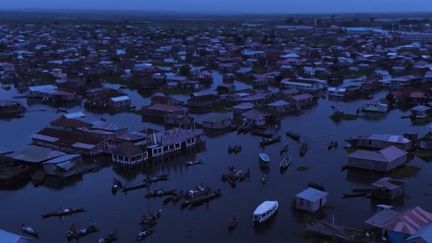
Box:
(1, 0, 432, 13)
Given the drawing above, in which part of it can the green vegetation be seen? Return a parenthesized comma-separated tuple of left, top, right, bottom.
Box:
(179, 64, 191, 76)
(414, 150, 432, 161)
(105, 76, 131, 86)
(390, 165, 421, 178)
(330, 111, 358, 123)
(160, 87, 194, 95)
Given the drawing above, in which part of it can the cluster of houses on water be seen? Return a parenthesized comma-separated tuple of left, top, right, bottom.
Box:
(2, 17, 432, 129)
(0, 112, 205, 186)
(3, 16, 432, 243)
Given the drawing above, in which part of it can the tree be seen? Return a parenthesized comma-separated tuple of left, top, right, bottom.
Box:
(179, 65, 190, 76)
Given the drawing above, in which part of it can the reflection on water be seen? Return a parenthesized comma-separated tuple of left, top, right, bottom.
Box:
(0, 86, 432, 242)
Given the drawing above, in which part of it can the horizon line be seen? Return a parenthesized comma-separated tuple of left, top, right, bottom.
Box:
(1, 8, 432, 16)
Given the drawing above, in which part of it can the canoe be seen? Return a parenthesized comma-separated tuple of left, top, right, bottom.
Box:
(280, 156, 291, 171)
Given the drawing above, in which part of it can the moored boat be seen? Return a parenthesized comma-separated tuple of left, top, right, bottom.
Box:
(286, 131, 301, 141)
(253, 201, 279, 224)
(42, 207, 86, 219)
(136, 229, 153, 241)
(66, 224, 98, 241)
(260, 135, 281, 147)
(361, 100, 388, 113)
(97, 233, 118, 243)
(279, 155, 291, 171)
(299, 143, 308, 157)
(143, 174, 169, 184)
(145, 189, 176, 198)
(228, 145, 242, 154)
(21, 224, 38, 238)
(280, 144, 289, 155)
(185, 159, 203, 167)
(259, 153, 270, 169)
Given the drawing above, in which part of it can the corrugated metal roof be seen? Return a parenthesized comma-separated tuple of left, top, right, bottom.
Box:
(296, 187, 328, 202)
(110, 96, 130, 102)
(366, 207, 432, 235)
(7, 145, 65, 163)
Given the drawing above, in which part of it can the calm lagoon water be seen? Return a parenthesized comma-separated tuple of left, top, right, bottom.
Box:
(1, 87, 432, 243)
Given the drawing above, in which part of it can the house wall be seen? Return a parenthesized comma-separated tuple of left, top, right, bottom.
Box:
(111, 100, 131, 108)
(112, 152, 148, 165)
(356, 139, 412, 150)
(295, 197, 326, 213)
(202, 119, 231, 129)
(348, 154, 407, 172)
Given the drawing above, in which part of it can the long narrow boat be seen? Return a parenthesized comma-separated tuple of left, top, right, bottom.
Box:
(136, 229, 153, 241)
(66, 224, 98, 241)
(299, 143, 308, 157)
(286, 131, 301, 141)
(42, 207, 86, 219)
(260, 135, 281, 147)
(21, 225, 39, 238)
(185, 159, 203, 167)
(143, 174, 169, 184)
(97, 233, 117, 243)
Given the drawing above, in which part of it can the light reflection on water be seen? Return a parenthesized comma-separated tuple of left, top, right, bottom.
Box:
(0, 84, 431, 242)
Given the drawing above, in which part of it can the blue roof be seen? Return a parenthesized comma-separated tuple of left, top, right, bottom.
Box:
(43, 154, 80, 164)
(407, 223, 432, 242)
(296, 187, 328, 202)
(0, 229, 31, 243)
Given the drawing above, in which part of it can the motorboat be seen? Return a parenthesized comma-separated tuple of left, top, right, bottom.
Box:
(361, 100, 388, 113)
(253, 201, 279, 224)
(259, 153, 270, 169)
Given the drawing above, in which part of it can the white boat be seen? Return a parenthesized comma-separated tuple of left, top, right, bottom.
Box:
(253, 201, 279, 224)
(280, 155, 291, 171)
(259, 153, 270, 168)
(361, 100, 388, 113)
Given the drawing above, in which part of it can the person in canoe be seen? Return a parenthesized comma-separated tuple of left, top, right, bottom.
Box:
(228, 217, 238, 231)
(136, 229, 154, 241)
(97, 232, 118, 243)
(21, 224, 39, 238)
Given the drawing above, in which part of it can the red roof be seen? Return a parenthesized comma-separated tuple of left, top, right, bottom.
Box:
(410, 92, 426, 99)
(383, 207, 432, 234)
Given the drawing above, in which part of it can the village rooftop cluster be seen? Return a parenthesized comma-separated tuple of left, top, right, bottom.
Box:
(2, 14, 432, 242)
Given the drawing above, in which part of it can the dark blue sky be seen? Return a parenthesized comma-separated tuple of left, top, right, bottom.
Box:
(1, 0, 431, 13)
